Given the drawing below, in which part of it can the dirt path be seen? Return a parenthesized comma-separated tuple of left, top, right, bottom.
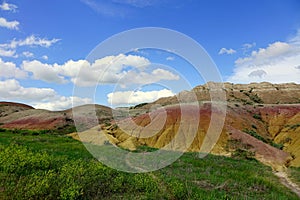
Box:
(274, 171, 300, 198)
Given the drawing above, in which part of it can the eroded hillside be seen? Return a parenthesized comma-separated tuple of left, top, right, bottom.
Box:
(1, 82, 300, 170)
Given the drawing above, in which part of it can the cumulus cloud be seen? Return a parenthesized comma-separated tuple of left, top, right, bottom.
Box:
(0, 79, 92, 110)
(0, 17, 19, 30)
(22, 60, 67, 84)
(227, 31, 300, 83)
(0, 79, 56, 101)
(218, 48, 236, 55)
(107, 89, 174, 105)
(0, 2, 17, 12)
(33, 96, 92, 111)
(0, 58, 27, 79)
(21, 54, 179, 87)
(116, 68, 179, 88)
(235, 42, 296, 66)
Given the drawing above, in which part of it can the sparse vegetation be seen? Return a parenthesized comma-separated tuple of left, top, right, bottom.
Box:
(232, 148, 256, 160)
(289, 167, 300, 187)
(243, 129, 284, 150)
(0, 130, 298, 199)
(227, 139, 256, 160)
(253, 113, 263, 121)
(104, 121, 111, 127)
(252, 124, 257, 129)
(243, 91, 264, 104)
(130, 102, 148, 109)
(285, 123, 300, 130)
(281, 137, 292, 144)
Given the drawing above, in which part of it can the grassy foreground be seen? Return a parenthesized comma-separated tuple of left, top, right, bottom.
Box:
(0, 130, 299, 199)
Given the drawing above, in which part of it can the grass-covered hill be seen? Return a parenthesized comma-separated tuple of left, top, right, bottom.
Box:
(0, 129, 299, 199)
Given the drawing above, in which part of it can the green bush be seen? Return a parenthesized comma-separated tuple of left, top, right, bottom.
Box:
(232, 148, 255, 160)
(253, 113, 262, 121)
(243, 129, 284, 150)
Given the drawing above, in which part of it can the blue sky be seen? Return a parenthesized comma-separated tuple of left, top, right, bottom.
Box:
(0, 0, 300, 110)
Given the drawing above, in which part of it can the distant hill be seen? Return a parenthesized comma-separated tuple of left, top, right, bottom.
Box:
(0, 102, 114, 131)
(0, 102, 34, 118)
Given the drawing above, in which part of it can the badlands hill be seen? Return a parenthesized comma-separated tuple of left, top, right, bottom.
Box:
(1, 82, 300, 170)
(0, 103, 114, 131)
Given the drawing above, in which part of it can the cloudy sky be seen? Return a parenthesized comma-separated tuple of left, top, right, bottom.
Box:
(0, 0, 300, 110)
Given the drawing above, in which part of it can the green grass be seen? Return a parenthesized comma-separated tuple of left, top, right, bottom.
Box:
(0, 130, 299, 199)
(289, 167, 300, 186)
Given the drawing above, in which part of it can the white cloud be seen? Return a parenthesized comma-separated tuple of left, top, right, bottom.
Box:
(235, 42, 295, 66)
(243, 42, 256, 50)
(227, 31, 300, 83)
(116, 68, 179, 88)
(218, 47, 236, 55)
(0, 17, 19, 30)
(0, 79, 92, 111)
(112, 0, 158, 8)
(0, 58, 27, 79)
(42, 55, 48, 60)
(0, 35, 60, 49)
(81, 0, 127, 17)
(21, 54, 179, 87)
(166, 56, 175, 61)
(22, 51, 34, 58)
(22, 60, 67, 84)
(107, 89, 174, 105)
(0, 2, 17, 12)
(0, 79, 57, 101)
(0, 47, 15, 57)
(33, 96, 92, 111)
(0, 35, 59, 58)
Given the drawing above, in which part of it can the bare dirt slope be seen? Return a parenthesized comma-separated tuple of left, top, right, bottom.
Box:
(0, 102, 34, 118)
(75, 103, 300, 171)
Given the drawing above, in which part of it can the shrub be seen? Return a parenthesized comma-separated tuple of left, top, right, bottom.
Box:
(253, 113, 262, 121)
(232, 148, 255, 160)
(285, 123, 300, 130)
(251, 124, 257, 129)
